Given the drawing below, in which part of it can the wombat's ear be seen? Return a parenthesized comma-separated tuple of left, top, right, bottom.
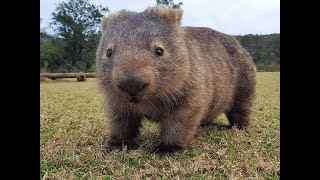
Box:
(101, 10, 132, 32)
(144, 7, 183, 28)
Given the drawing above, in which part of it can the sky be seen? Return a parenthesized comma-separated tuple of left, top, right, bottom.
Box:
(40, 0, 280, 35)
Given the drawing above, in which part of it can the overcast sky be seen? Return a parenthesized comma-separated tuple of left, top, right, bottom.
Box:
(40, 0, 280, 35)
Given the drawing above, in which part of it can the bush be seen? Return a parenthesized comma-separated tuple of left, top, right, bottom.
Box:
(56, 66, 69, 73)
(256, 63, 280, 72)
(90, 64, 96, 71)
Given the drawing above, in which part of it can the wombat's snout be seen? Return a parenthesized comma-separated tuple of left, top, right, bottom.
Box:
(117, 69, 149, 97)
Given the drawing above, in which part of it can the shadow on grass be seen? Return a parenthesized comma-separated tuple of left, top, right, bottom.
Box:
(100, 122, 240, 157)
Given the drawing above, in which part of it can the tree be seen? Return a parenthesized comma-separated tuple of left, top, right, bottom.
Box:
(40, 37, 66, 72)
(156, 0, 183, 9)
(40, 18, 51, 42)
(50, 0, 108, 69)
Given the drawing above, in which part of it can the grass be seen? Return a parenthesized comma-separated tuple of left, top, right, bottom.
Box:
(40, 72, 280, 179)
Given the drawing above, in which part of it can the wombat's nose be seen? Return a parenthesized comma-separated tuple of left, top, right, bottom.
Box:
(117, 70, 149, 96)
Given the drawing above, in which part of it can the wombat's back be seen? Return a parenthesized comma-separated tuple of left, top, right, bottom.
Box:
(183, 26, 255, 69)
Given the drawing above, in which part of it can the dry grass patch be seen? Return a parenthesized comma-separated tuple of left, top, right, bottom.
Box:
(40, 72, 280, 179)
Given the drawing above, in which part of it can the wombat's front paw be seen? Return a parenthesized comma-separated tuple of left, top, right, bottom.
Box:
(229, 123, 248, 130)
(102, 135, 127, 153)
(102, 140, 123, 153)
(102, 136, 138, 153)
(154, 143, 183, 154)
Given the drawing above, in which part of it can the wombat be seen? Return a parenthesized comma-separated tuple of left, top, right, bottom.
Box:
(96, 7, 256, 153)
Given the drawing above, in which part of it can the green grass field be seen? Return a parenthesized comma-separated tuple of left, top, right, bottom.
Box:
(40, 72, 280, 179)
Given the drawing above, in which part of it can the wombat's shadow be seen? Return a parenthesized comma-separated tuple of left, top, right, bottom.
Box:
(136, 123, 232, 153)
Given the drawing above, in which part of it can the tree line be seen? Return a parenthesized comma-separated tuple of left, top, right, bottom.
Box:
(40, 0, 279, 73)
(235, 34, 280, 72)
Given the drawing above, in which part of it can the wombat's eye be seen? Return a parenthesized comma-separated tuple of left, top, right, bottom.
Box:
(155, 47, 164, 56)
(106, 49, 112, 58)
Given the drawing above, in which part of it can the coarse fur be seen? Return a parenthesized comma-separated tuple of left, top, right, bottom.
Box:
(96, 7, 256, 153)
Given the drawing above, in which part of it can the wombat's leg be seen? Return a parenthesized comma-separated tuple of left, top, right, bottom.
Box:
(226, 107, 250, 129)
(226, 84, 255, 129)
(156, 108, 206, 153)
(103, 112, 142, 151)
(200, 116, 214, 126)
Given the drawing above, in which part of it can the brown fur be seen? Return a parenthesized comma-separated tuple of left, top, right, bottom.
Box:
(96, 7, 256, 153)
